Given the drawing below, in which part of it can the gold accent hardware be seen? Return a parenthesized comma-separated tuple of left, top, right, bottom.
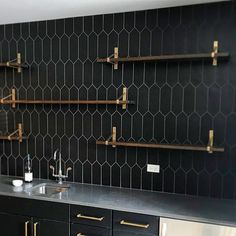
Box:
(25, 221, 29, 236)
(76, 214, 104, 222)
(106, 47, 119, 69)
(122, 87, 127, 109)
(116, 87, 129, 110)
(7, 123, 23, 142)
(34, 222, 38, 236)
(114, 47, 118, 69)
(77, 234, 86, 236)
(17, 53, 22, 73)
(105, 126, 117, 148)
(3, 53, 23, 73)
(120, 220, 150, 229)
(0, 88, 16, 108)
(211, 41, 218, 66)
(12, 88, 16, 108)
(207, 130, 214, 154)
(112, 127, 117, 148)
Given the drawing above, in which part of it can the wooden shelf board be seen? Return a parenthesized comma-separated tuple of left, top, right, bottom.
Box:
(97, 52, 230, 63)
(0, 136, 27, 141)
(0, 100, 135, 105)
(96, 141, 224, 153)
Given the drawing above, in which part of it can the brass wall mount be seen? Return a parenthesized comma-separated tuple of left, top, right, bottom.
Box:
(0, 123, 25, 142)
(0, 53, 28, 73)
(212, 41, 219, 66)
(106, 47, 119, 69)
(96, 127, 224, 154)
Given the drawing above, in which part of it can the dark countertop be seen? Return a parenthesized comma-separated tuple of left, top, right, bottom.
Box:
(1, 176, 236, 227)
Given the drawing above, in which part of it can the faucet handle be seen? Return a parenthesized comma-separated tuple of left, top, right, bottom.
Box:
(50, 165, 55, 176)
(66, 167, 72, 177)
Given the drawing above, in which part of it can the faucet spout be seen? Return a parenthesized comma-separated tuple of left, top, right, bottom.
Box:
(51, 149, 72, 184)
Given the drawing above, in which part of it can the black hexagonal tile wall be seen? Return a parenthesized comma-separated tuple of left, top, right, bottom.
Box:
(0, 1, 235, 199)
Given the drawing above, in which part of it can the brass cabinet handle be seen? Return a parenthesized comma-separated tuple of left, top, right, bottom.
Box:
(120, 220, 149, 229)
(25, 221, 29, 236)
(77, 234, 86, 236)
(76, 214, 104, 221)
(34, 222, 38, 236)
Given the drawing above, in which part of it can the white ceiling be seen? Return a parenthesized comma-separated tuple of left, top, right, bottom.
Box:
(0, 0, 228, 25)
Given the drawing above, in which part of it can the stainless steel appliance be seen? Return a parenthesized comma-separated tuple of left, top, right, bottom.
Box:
(160, 217, 236, 236)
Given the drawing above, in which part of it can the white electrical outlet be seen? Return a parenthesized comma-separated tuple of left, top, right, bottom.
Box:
(147, 164, 160, 173)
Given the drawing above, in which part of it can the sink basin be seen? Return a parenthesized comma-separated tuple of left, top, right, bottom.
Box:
(25, 183, 70, 197)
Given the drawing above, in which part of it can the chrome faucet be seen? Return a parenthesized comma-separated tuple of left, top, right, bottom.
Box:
(50, 149, 72, 184)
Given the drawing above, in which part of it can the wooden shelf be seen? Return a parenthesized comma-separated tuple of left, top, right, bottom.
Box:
(96, 127, 224, 154)
(97, 41, 230, 69)
(0, 53, 28, 73)
(0, 123, 26, 143)
(0, 88, 134, 109)
(96, 141, 224, 153)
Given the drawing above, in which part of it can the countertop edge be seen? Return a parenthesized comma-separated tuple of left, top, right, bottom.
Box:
(0, 189, 235, 228)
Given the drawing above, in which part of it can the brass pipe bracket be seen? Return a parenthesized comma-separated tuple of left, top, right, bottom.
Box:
(207, 130, 214, 154)
(0, 88, 16, 108)
(106, 47, 119, 69)
(211, 41, 219, 66)
(6, 53, 23, 73)
(7, 123, 23, 142)
(105, 127, 117, 148)
(116, 87, 128, 109)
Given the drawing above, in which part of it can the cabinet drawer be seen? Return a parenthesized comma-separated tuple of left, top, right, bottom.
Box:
(113, 230, 154, 236)
(0, 195, 69, 222)
(113, 211, 158, 235)
(71, 223, 112, 236)
(70, 205, 112, 229)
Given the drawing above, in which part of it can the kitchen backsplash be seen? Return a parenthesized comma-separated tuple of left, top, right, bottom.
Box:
(0, 1, 235, 199)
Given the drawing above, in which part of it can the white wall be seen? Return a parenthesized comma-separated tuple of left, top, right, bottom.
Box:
(0, 0, 229, 24)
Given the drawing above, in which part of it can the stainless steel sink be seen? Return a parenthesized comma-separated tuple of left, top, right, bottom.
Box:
(25, 183, 70, 197)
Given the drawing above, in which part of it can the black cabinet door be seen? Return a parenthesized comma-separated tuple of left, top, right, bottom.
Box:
(113, 230, 155, 236)
(0, 213, 31, 236)
(71, 223, 112, 236)
(33, 218, 69, 236)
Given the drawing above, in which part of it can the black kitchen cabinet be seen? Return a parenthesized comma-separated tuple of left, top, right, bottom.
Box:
(113, 231, 153, 236)
(0, 213, 31, 236)
(113, 211, 158, 236)
(0, 213, 69, 236)
(71, 223, 112, 236)
(70, 204, 112, 236)
(70, 204, 112, 228)
(0, 195, 70, 236)
(33, 218, 69, 236)
(0, 195, 159, 236)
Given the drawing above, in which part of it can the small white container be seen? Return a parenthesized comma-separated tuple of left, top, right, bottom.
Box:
(12, 179, 23, 187)
(24, 172, 33, 182)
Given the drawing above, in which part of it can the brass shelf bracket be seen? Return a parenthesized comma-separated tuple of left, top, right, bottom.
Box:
(105, 127, 117, 148)
(211, 41, 219, 66)
(106, 47, 119, 70)
(207, 130, 214, 154)
(7, 123, 23, 142)
(116, 87, 128, 109)
(1, 88, 16, 108)
(0, 53, 28, 73)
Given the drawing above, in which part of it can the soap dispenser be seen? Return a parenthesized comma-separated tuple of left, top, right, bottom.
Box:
(24, 154, 33, 182)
